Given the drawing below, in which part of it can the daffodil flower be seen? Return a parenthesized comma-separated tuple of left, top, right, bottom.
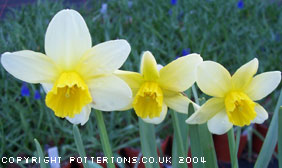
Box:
(186, 58, 281, 134)
(1, 9, 132, 125)
(116, 51, 202, 124)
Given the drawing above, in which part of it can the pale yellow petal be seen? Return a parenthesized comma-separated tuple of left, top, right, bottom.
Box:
(244, 71, 281, 101)
(159, 53, 203, 92)
(207, 110, 233, 135)
(142, 103, 167, 124)
(1, 50, 58, 83)
(140, 51, 159, 81)
(79, 40, 131, 79)
(232, 58, 258, 90)
(164, 93, 199, 114)
(114, 70, 143, 96)
(196, 61, 232, 97)
(45, 9, 91, 69)
(252, 103, 268, 124)
(186, 97, 225, 124)
(66, 104, 91, 125)
(88, 74, 132, 111)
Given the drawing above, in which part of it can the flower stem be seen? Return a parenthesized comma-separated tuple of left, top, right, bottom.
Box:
(235, 127, 241, 154)
(94, 110, 115, 168)
(227, 128, 239, 168)
(138, 118, 160, 168)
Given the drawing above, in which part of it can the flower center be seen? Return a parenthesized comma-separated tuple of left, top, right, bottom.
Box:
(225, 91, 256, 126)
(46, 72, 92, 118)
(133, 82, 163, 119)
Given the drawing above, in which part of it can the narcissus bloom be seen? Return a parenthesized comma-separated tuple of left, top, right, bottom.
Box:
(116, 51, 202, 124)
(1, 9, 132, 125)
(186, 58, 281, 134)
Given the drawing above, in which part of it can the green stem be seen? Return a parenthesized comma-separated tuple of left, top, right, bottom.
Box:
(139, 118, 160, 168)
(235, 127, 241, 154)
(278, 107, 282, 168)
(192, 85, 199, 104)
(94, 110, 115, 168)
(227, 128, 239, 168)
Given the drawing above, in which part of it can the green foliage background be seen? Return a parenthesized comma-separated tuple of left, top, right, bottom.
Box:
(0, 0, 281, 165)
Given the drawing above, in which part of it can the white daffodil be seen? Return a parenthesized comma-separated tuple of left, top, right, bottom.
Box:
(186, 58, 281, 135)
(1, 9, 132, 125)
(116, 51, 202, 124)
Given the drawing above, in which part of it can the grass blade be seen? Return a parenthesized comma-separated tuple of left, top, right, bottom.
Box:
(73, 125, 89, 168)
(255, 89, 282, 168)
(88, 161, 103, 168)
(34, 139, 48, 168)
(139, 118, 160, 168)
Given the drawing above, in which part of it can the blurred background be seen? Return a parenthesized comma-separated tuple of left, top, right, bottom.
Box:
(0, 0, 281, 167)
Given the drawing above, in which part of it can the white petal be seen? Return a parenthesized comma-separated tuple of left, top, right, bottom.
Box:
(252, 103, 268, 124)
(207, 110, 233, 135)
(232, 58, 258, 90)
(66, 105, 91, 125)
(78, 40, 131, 79)
(196, 61, 232, 97)
(88, 74, 132, 111)
(41, 83, 53, 93)
(164, 93, 199, 114)
(142, 103, 167, 124)
(1, 50, 58, 83)
(45, 9, 91, 69)
(157, 64, 163, 71)
(159, 53, 203, 92)
(245, 71, 281, 101)
(186, 97, 225, 124)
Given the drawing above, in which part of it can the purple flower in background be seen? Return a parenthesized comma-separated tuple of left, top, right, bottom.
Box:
(171, 0, 177, 5)
(176, 48, 191, 59)
(100, 3, 107, 14)
(181, 48, 191, 56)
(34, 90, 41, 100)
(21, 83, 30, 97)
(275, 33, 280, 42)
(128, 1, 133, 8)
(237, 0, 244, 9)
(168, 9, 172, 16)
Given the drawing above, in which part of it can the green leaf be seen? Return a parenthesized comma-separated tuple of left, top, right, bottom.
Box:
(198, 123, 218, 168)
(73, 125, 89, 168)
(139, 118, 160, 168)
(171, 111, 188, 168)
(191, 85, 218, 168)
(88, 161, 103, 168)
(188, 105, 204, 168)
(34, 139, 48, 168)
(255, 89, 282, 168)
